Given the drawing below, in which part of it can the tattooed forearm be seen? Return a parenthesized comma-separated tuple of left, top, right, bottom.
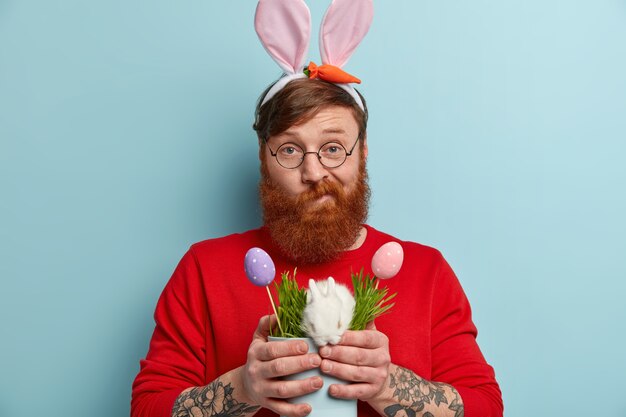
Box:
(171, 380, 260, 417)
(383, 366, 464, 417)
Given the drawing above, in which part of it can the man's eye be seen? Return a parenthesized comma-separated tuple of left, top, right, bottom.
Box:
(279, 145, 301, 156)
(321, 143, 345, 159)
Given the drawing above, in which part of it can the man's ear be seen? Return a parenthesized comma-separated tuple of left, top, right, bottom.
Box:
(361, 132, 368, 159)
(258, 137, 264, 161)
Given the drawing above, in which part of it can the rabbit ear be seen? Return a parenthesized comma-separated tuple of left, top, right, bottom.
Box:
(327, 277, 336, 294)
(319, 0, 374, 67)
(255, 0, 311, 74)
(309, 279, 321, 300)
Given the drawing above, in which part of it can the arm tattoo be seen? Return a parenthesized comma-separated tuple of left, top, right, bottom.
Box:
(172, 380, 260, 417)
(384, 366, 464, 417)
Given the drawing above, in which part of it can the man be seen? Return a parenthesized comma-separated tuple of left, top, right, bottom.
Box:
(131, 78, 503, 417)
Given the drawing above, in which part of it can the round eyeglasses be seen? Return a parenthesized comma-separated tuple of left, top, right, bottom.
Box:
(264, 136, 361, 169)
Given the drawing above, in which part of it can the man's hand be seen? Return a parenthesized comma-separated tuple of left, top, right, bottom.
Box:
(242, 315, 323, 417)
(318, 322, 391, 401)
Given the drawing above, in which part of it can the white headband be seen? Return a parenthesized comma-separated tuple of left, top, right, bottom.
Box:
(254, 0, 374, 111)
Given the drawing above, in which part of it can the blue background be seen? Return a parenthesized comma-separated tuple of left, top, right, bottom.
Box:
(1, 1, 625, 416)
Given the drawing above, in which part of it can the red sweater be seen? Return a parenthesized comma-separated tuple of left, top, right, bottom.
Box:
(131, 225, 503, 417)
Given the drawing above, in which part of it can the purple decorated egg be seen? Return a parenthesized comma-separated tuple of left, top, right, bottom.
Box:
(244, 247, 276, 287)
(371, 241, 403, 279)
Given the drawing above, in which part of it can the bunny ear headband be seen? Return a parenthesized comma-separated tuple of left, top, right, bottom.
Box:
(255, 0, 374, 111)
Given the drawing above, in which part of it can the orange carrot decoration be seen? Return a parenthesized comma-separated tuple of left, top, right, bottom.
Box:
(255, 0, 372, 110)
(305, 61, 361, 84)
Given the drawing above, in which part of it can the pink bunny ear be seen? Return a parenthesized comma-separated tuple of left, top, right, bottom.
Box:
(319, 0, 374, 67)
(255, 0, 311, 74)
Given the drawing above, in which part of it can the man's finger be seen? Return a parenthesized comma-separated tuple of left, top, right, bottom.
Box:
(265, 398, 312, 417)
(319, 345, 388, 367)
(320, 357, 387, 384)
(338, 329, 387, 349)
(258, 353, 321, 378)
(253, 315, 277, 340)
(256, 340, 310, 361)
(262, 376, 324, 399)
(327, 382, 379, 400)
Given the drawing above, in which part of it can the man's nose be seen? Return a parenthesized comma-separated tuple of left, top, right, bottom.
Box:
(300, 152, 329, 183)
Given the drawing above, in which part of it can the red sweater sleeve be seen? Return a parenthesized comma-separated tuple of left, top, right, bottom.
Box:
(430, 254, 503, 417)
(131, 248, 209, 417)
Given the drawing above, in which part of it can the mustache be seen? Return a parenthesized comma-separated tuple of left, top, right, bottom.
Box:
(296, 180, 345, 204)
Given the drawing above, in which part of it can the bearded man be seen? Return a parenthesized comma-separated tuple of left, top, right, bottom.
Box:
(131, 79, 503, 417)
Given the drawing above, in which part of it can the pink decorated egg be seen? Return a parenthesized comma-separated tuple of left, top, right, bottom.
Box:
(244, 247, 276, 287)
(371, 242, 403, 279)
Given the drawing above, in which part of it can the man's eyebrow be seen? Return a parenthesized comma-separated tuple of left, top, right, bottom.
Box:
(278, 131, 300, 139)
(278, 128, 348, 138)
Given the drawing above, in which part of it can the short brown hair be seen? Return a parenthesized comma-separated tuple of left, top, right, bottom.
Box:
(253, 78, 368, 142)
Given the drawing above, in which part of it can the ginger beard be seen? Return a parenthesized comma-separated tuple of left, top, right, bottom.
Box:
(259, 153, 370, 264)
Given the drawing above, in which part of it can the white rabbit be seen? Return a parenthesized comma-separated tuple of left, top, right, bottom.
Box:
(303, 277, 356, 346)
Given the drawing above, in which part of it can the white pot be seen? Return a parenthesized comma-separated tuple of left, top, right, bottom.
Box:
(268, 336, 357, 417)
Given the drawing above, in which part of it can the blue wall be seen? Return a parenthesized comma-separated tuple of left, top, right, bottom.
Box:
(1, 1, 625, 416)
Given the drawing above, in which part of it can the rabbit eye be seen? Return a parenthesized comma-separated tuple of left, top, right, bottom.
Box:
(337, 321, 342, 329)
(310, 323, 316, 332)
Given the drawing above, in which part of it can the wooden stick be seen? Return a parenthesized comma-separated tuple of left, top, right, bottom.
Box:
(266, 286, 284, 336)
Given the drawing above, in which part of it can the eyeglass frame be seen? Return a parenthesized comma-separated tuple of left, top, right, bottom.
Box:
(262, 134, 362, 169)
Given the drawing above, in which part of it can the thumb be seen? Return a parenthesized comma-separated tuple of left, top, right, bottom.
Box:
(254, 314, 278, 340)
(365, 320, 377, 331)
